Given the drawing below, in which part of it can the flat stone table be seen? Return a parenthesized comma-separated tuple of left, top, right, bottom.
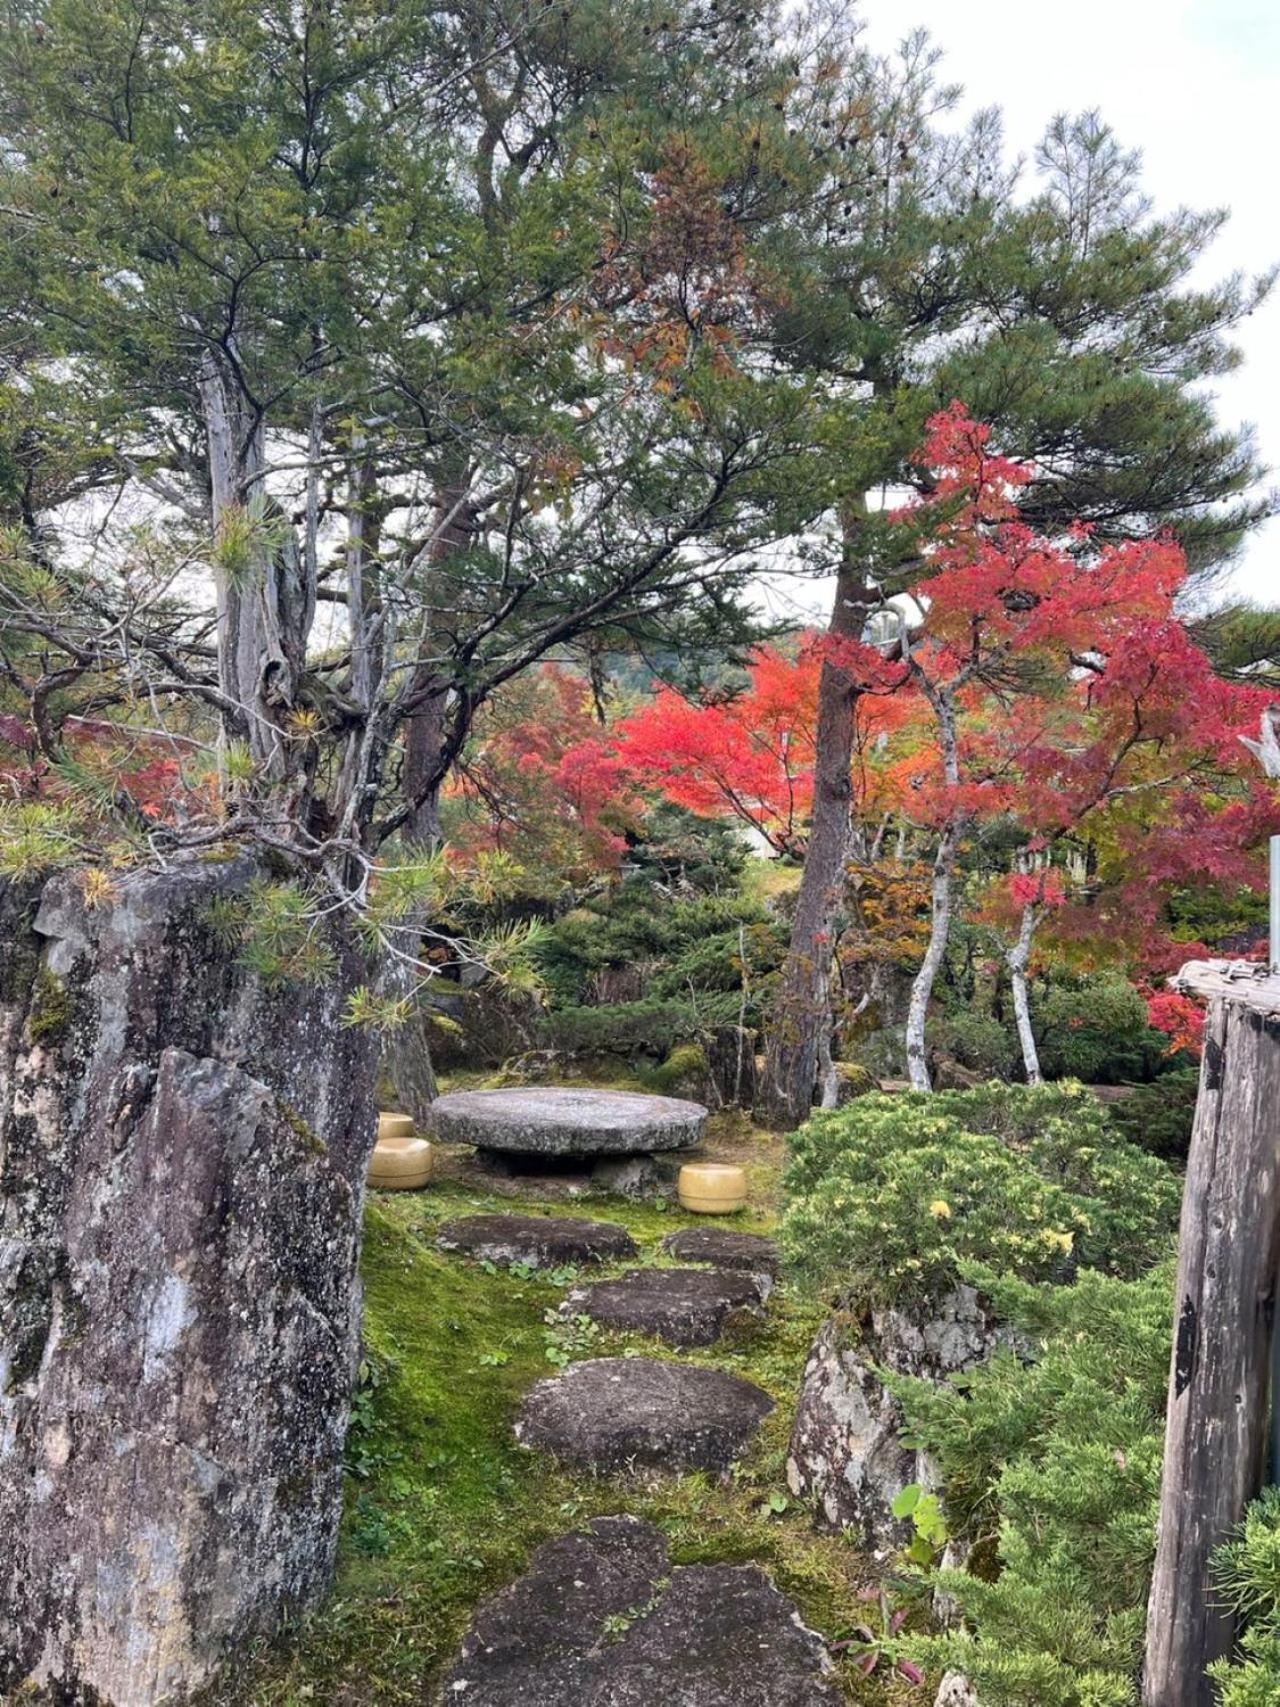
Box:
(428, 1087, 707, 1159)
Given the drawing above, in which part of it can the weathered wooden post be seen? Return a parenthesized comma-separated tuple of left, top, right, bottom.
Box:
(1143, 711, 1280, 1705)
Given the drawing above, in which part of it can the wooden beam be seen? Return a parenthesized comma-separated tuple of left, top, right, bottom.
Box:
(1142, 976, 1280, 1705)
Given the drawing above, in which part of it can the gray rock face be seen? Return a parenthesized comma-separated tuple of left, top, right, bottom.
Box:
(517, 1357, 774, 1475)
(436, 1213, 638, 1269)
(561, 1267, 766, 1347)
(589, 1150, 683, 1199)
(786, 1286, 1012, 1549)
(429, 1087, 707, 1157)
(439, 1515, 843, 1707)
(0, 863, 377, 1706)
(662, 1227, 780, 1287)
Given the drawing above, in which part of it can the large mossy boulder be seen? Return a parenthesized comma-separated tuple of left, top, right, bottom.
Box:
(0, 860, 377, 1706)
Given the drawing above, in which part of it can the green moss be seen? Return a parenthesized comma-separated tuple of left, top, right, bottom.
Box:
(276, 1101, 328, 1158)
(226, 1169, 893, 1706)
(29, 965, 73, 1047)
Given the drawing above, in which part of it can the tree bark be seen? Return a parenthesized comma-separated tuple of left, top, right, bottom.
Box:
(0, 859, 378, 1706)
(904, 684, 962, 1093)
(1142, 971, 1280, 1707)
(1006, 902, 1042, 1084)
(760, 518, 876, 1128)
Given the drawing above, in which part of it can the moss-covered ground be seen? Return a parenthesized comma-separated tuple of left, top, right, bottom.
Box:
(227, 1120, 912, 1706)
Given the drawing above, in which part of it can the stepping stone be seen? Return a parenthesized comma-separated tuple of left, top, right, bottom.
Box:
(516, 1357, 773, 1475)
(428, 1087, 707, 1158)
(662, 1226, 780, 1285)
(561, 1267, 766, 1347)
(437, 1213, 637, 1269)
(440, 1514, 843, 1706)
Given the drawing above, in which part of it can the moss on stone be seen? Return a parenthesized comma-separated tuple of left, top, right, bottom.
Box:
(276, 1100, 328, 1158)
(221, 1159, 887, 1706)
(29, 965, 73, 1047)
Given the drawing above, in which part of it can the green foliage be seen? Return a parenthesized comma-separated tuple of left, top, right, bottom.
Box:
(540, 992, 743, 1058)
(1034, 974, 1169, 1084)
(207, 880, 338, 991)
(930, 1010, 1021, 1080)
(1210, 1488, 1280, 1706)
(644, 1042, 710, 1094)
(0, 802, 84, 878)
(781, 1084, 1179, 1307)
(890, 1265, 1174, 1707)
(1106, 1068, 1200, 1165)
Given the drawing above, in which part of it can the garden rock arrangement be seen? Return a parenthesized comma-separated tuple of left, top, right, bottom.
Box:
(436, 1212, 638, 1269)
(560, 1265, 767, 1347)
(516, 1356, 774, 1474)
(439, 1515, 843, 1707)
(786, 1284, 1012, 1547)
(428, 1086, 707, 1158)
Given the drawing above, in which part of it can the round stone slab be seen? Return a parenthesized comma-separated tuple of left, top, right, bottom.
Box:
(516, 1356, 774, 1475)
(436, 1213, 638, 1269)
(428, 1087, 707, 1158)
(561, 1267, 766, 1347)
(441, 1514, 843, 1707)
(662, 1226, 781, 1279)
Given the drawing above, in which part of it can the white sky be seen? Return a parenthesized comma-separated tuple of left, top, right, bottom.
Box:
(855, 0, 1280, 608)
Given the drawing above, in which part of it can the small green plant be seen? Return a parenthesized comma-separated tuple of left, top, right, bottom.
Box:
(542, 1308, 600, 1367)
(891, 1482, 949, 1568)
(1209, 1486, 1280, 1706)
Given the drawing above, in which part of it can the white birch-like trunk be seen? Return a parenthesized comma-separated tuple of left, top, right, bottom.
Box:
(1006, 901, 1042, 1083)
(904, 684, 962, 1092)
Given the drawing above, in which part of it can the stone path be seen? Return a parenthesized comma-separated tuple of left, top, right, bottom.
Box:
(560, 1265, 766, 1346)
(436, 1212, 637, 1269)
(661, 1225, 780, 1285)
(516, 1356, 774, 1474)
(440, 1515, 843, 1707)
(428, 1086, 707, 1157)
(434, 1185, 848, 1700)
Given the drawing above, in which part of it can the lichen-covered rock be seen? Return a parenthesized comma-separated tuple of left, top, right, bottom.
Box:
(560, 1267, 766, 1347)
(436, 1212, 638, 1268)
(439, 1515, 843, 1706)
(428, 1086, 707, 1157)
(516, 1357, 773, 1475)
(0, 861, 377, 1706)
(589, 1150, 683, 1199)
(786, 1286, 1013, 1549)
(935, 1672, 981, 1706)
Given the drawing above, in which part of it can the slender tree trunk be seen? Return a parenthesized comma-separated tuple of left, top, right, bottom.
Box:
(1006, 902, 1042, 1084)
(761, 510, 875, 1128)
(904, 684, 962, 1093)
(904, 819, 960, 1091)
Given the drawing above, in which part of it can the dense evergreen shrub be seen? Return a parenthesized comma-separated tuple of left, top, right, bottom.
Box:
(1105, 1067, 1200, 1165)
(1210, 1487, 1280, 1706)
(781, 1084, 1180, 1306)
(890, 1264, 1172, 1707)
(928, 1010, 1021, 1080)
(1033, 973, 1170, 1084)
(538, 992, 744, 1057)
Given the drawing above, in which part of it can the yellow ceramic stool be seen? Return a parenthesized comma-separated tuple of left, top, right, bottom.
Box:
(369, 1113, 434, 1191)
(377, 1111, 416, 1142)
(678, 1162, 747, 1215)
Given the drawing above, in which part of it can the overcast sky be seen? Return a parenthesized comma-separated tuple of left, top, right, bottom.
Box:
(856, 0, 1280, 607)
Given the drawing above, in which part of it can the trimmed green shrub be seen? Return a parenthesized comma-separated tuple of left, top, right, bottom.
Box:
(1106, 1068, 1199, 1165)
(1034, 974, 1169, 1084)
(538, 992, 743, 1058)
(781, 1083, 1180, 1307)
(929, 1010, 1020, 1080)
(890, 1264, 1172, 1707)
(1210, 1487, 1280, 1706)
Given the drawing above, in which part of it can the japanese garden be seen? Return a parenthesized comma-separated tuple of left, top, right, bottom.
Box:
(1, 2, 1279, 1704)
